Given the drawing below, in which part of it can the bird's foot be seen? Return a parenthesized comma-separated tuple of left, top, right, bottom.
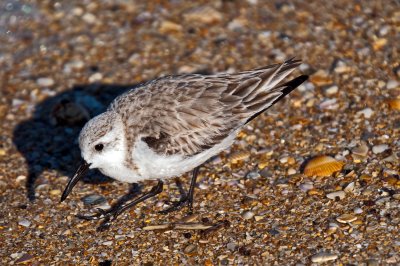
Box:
(77, 208, 120, 231)
(159, 196, 193, 215)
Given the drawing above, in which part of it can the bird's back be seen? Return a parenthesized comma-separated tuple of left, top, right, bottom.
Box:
(110, 59, 307, 161)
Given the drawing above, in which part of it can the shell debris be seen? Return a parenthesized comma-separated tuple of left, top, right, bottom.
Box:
(303, 155, 344, 177)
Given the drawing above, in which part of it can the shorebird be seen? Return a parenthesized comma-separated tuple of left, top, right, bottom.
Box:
(60, 58, 308, 229)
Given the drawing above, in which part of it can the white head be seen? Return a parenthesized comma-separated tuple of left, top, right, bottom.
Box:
(60, 111, 126, 202)
(78, 111, 126, 170)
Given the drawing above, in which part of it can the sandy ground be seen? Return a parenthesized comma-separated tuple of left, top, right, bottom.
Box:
(1, 0, 399, 265)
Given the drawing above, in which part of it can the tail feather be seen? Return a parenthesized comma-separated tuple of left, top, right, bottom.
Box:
(245, 74, 309, 124)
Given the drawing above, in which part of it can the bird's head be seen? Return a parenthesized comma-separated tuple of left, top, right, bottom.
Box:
(61, 111, 125, 202)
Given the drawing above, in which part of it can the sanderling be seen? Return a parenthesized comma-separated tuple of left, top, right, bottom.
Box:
(60, 58, 308, 229)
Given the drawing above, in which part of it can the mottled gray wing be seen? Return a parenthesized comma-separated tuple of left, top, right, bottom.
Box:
(112, 59, 304, 157)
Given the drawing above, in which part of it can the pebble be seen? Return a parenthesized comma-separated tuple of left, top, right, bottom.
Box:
(299, 182, 314, 192)
(386, 80, 399, 90)
(82, 13, 97, 24)
(159, 20, 182, 34)
(227, 242, 236, 251)
(326, 191, 345, 200)
(184, 7, 223, 24)
(357, 108, 374, 119)
(36, 77, 55, 87)
(81, 194, 108, 206)
(324, 85, 338, 95)
(184, 244, 197, 254)
(16, 175, 26, 182)
(198, 183, 209, 189)
(50, 189, 61, 196)
(372, 144, 388, 154)
(311, 252, 338, 263)
(354, 207, 363, 214)
(241, 210, 255, 220)
(88, 72, 103, 83)
(18, 218, 31, 227)
(287, 168, 296, 175)
(102, 241, 113, 246)
(336, 214, 357, 223)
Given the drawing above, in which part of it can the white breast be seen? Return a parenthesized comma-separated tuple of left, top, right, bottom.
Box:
(132, 130, 239, 180)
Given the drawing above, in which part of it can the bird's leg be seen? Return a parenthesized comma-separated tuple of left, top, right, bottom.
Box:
(160, 166, 200, 214)
(78, 180, 163, 230)
(77, 183, 141, 221)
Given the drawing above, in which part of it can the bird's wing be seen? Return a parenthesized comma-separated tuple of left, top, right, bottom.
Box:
(113, 59, 305, 157)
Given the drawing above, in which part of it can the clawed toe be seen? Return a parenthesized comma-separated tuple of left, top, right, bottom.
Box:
(159, 197, 193, 214)
(76, 208, 114, 221)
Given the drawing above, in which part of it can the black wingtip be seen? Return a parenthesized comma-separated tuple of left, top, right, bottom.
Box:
(245, 74, 308, 124)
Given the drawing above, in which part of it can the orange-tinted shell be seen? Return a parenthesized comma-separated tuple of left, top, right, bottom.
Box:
(303, 155, 344, 177)
(387, 99, 400, 110)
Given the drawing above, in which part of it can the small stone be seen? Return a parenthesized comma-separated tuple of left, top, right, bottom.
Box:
(372, 38, 387, 50)
(198, 183, 209, 189)
(16, 175, 26, 182)
(310, 70, 333, 86)
(254, 215, 264, 222)
(37, 77, 54, 87)
(307, 188, 324, 196)
(227, 242, 236, 251)
(159, 20, 182, 34)
(386, 80, 399, 89)
(18, 218, 31, 227)
(227, 18, 247, 31)
(326, 191, 345, 200)
(50, 189, 61, 196)
(102, 241, 113, 246)
(81, 194, 108, 206)
(88, 72, 103, 83)
(324, 85, 338, 95)
(372, 144, 388, 154)
(311, 252, 338, 263)
(82, 13, 97, 24)
(386, 256, 399, 264)
(357, 108, 374, 119)
(287, 168, 296, 175)
(299, 182, 314, 192)
(184, 244, 197, 254)
(241, 210, 255, 220)
(354, 207, 363, 214)
(184, 7, 223, 24)
(336, 214, 357, 223)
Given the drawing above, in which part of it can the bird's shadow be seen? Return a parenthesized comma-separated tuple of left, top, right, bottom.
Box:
(13, 82, 140, 201)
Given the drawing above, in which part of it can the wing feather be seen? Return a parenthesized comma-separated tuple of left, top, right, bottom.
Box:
(111, 59, 307, 157)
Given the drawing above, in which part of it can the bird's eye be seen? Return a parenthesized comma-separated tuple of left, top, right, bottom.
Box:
(95, 143, 104, 151)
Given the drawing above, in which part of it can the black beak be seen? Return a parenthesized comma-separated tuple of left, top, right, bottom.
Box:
(60, 161, 91, 202)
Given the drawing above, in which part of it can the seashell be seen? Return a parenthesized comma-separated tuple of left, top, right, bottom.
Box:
(303, 156, 344, 177)
(387, 99, 400, 110)
(241, 210, 255, 220)
(336, 214, 357, 223)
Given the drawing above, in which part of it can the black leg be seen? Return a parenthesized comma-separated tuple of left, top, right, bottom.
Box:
(77, 180, 163, 231)
(160, 166, 200, 214)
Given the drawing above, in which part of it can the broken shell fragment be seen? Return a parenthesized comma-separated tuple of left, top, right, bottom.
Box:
(303, 155, 344, 177)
